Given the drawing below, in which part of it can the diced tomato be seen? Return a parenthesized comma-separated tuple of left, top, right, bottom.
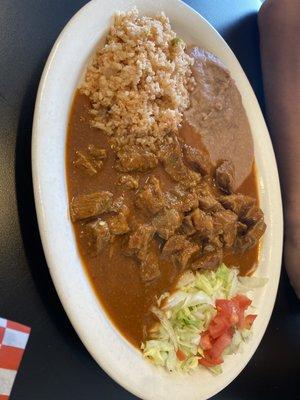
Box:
(230, 294, 252, 328)
(232, 294, 252, 310)
(216, 299, 234, 314)
(226, 326, 234, 339)
(215, 299, 239, 325)
(206, 332, 232, 359)
(237, 310, 245, 330)
(208, 315, 231, 339)
(176, 349, 186, 361)
(198, 294, 256, 370)
(200, 331, 213, 350)
(199, 355, 223, 368)
(242, 314, 257, 330)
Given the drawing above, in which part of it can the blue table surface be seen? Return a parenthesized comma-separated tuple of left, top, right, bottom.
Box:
(0, 0, 299, 399)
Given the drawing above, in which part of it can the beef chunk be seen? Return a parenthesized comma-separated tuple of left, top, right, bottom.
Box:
(74, 146, 107, 175)
(196, 178, 213, 196)
(219, 192, 266, 249)
(172, 185, 199, 212)
(234, 201, 266, 252)
(191, 208, 214, 238)
(175, 243, 200, 270)
(88, 145, 107, 159)
(181, 214, 196, 236)
(109, 214, 129, 235)
(164, 190, 183, 211)
(140, 254, 161, 282)
(184, 144, 211, 175)
(202, 237, 223, 252)
(219, 194, 256, 217)
(80, 219, 110, 256)
(152, 208, 182, 240)
(215, 160, 235, 193)
(70, 191, 113, 221)
(198, 210, 237, 251)
(181, 191, 199, 212)
(116, 146, 158, 172)
(198, 195, 223, 212)
(236, 219, 266, 252)
(87, 145, 107, 170)
(117, 175, 139, 190)
(135, 177, 164, 215)
(213, 210, 238, 248)
(108, 206, 130, 235)
(162, 146, 189, 182)
(74, 151, 98, 176)
(182, 170, 202, 190)
(127, 224, 155, 261)
(110, 195, 125, 213)
(237, 221, 247, 234)
(191, 250, 223, 271)
(162, 235, 189, 256)
(241, 205, 264, 227)
(162, 235, 199, 270)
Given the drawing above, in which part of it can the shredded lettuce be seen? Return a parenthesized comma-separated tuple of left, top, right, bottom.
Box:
(238, 275, 268, 292)
(208, 364, 222, 375)
(142, 264, 267, 374)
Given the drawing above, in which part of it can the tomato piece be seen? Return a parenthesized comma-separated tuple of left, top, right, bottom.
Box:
(176, 349, 186, 361)
(200, 331, 213, 350)
(215, 299, 239, 325)
(207, 332, 232, 359)
(199, 356, 223, 368)
(232, 294, 252, 310)
(237, 310, 245, 329)
(231, 295, 252, 328)
(226, 326, 234, 338)
(208, 315, 231, 339)
(242, 314, 257, 330)
(215, 299, 231, 312)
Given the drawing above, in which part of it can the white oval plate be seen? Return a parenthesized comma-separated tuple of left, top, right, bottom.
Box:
(32, 0, 283, 399)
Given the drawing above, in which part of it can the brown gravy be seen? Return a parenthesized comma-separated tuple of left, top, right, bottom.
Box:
(66, 92, 260, 346)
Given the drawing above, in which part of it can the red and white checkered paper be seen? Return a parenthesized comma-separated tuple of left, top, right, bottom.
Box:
(0, 318, 30, 400)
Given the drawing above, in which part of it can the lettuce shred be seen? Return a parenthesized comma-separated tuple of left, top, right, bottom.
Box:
(142, 264, 267, 374)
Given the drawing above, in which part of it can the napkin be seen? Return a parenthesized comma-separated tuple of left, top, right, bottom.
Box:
(0, 318, 31, 399)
